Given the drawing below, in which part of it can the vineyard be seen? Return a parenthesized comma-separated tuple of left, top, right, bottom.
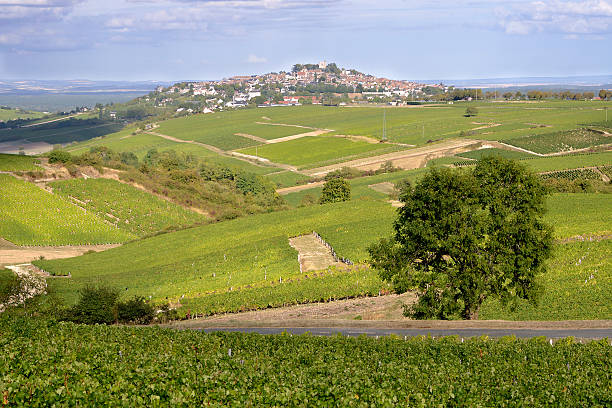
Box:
(238, 136, 393, 168)
(0, 175, 134, 246)
(539, 168, 602, 181)
(0, 318, 610, 406)
(503, 128, 611, 154)
(180, 266, 388, 317)
(0, 153, 40, 172)
(456, 148, 534, 160)
(49, 178, 207, 236)
(480, 239, 612, 320)
(35, 200, 397, 306)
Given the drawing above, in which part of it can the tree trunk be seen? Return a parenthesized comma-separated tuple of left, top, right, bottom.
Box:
(463, 306, 479, 320)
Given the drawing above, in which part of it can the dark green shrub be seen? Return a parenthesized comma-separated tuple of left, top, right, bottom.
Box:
(48, 150, 72, 164)
(117, 296, 154, 324)
(66, 286, 119, 325)
(319, 178, 351, 204)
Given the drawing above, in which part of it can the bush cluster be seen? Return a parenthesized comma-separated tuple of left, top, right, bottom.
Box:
(64, 286, 155, 325)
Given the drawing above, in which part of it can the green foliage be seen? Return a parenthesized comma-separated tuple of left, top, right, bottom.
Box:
(0, 175, 134, 245)
(540, 168, 601, 181)
(369, 157, 554, 319)
(464, 106, 478, 117)
(0, 153, 40, 172)
(480, 239, 612, 320)
(47, 150, 72, 164)
(49, 178, 206, 236)
(65, 286, 120, 325)
(0, 269, 19, 305)
(319, 177, 351, 204)
(0, 319, 610, 406)
(117, 296, 155, 324)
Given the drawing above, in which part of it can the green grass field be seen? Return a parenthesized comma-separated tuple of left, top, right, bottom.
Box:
(264, 170, 312, 188)
(49, 178, 207, 236)
(0, 108, 44, 122)
(0, 153, 40, 171)
(522, 151, 612, 172)
(239, 136, 390, 167)
(0, 175, 134, 246)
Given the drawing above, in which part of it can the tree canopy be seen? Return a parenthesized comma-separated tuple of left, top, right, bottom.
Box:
(319, 177, 351, 204)
(368, 157, 554, 320)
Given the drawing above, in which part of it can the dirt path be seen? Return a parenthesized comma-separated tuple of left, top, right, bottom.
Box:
(20, 113, 82, 128)
(0, 244, 119, 267)
(0, 263, 48, 312)
(266, 129, 332, 144)
(234, 133, 268, 143)
(289, 233, 343, 272)
(277, 181, 325, 195)
(497, 141, 612, 157)
(303, 138, 480, 177)
(254, 121, 329, 131)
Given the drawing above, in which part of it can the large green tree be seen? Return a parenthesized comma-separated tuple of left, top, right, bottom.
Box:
(369, 157, 553, 320)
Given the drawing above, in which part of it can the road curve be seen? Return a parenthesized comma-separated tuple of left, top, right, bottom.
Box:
(199, 327, 612, 339)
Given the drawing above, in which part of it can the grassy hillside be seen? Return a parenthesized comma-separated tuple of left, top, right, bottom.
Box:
(65, 128, 278, 175)
(0, 108, 44, 122)
(0, 153, 40, 171)
(0, 175, 134, 245)
(36, 199, 396, 305)
(35, 192, 609, 314)
(49, 178, 207, 236)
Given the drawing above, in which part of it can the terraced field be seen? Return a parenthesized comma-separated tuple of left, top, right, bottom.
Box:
(0, 153, 40, 171)
(0, 175, 133, 245)
(49, 178, 207, 236)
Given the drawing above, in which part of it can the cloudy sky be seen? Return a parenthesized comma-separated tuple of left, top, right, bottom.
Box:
(1, 0, 611, 81)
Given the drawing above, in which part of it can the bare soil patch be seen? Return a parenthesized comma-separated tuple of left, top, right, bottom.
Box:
(0, 244, 119, 267)
(277, 181, 325, 195)
(234, 133, 267, 143)
(266, 129, 332, 144)
(303, 138, 480, 177)
(288, 233, 343, 272)
(368, 182, 395, 195)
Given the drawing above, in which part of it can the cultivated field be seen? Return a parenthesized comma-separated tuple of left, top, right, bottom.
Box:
(0, 153, 40, 172)
(49, 178, 207, 236)
(2, 320, 609, 406)
(0, 175, 133, 246)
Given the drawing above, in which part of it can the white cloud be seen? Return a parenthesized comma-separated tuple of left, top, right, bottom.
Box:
(499, 1, 612, 36)
(246, 53, 267, 63)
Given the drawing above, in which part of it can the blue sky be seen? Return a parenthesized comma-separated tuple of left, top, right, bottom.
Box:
(1, 0, 611, 81)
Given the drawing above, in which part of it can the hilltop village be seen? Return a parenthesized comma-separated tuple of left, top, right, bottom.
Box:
(149, 61, 442, 112)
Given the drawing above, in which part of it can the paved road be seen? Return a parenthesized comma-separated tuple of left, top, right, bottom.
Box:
(200, 327, 612, 339)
